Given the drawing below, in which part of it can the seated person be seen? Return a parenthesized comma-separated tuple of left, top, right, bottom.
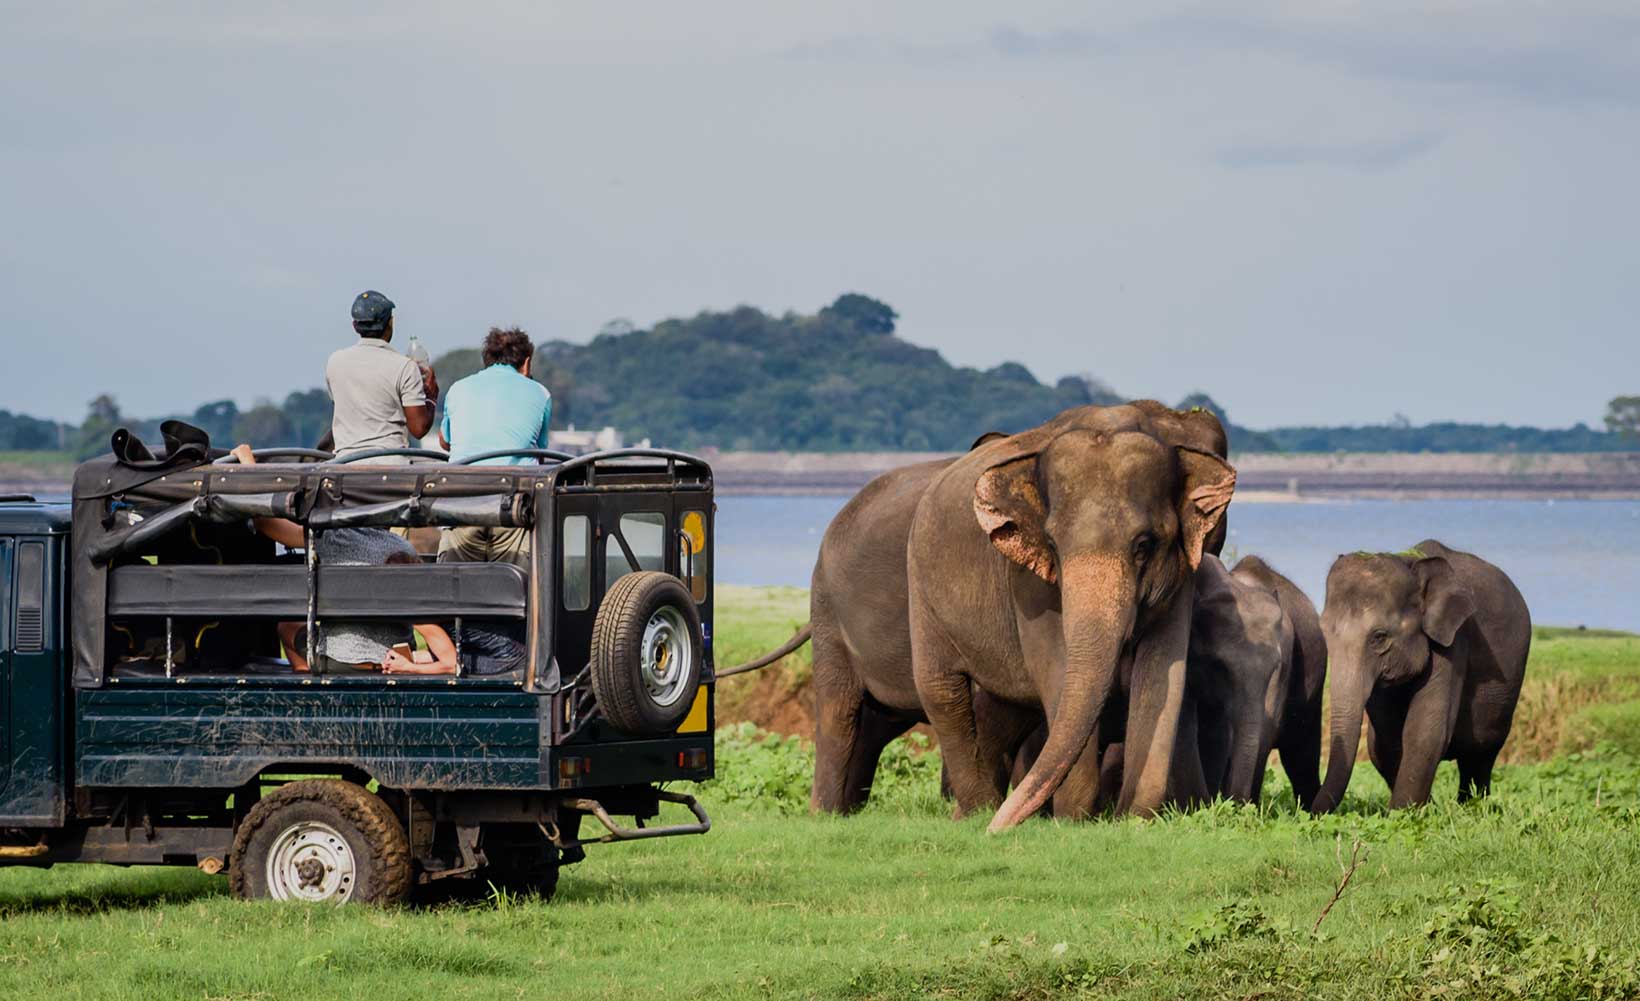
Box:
(231, 444, 460, 675)
(435, 327, 548, 569)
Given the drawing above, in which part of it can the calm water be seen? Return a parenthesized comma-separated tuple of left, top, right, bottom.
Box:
(716, 496, 1640, 631)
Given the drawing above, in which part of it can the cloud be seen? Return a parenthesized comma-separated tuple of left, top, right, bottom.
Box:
(1214, 132, 1443, 170)
(1145, 8, 1640, 106)
(986, 25, 1111, 59)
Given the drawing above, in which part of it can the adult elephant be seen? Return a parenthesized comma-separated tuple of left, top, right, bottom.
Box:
(1229, 555, 1327, 808)
(806, 402, 1230, 819)
(992, 552, 1325, 813)
(908, 405, 1236, 830)
(1311, 540, 1530, 812)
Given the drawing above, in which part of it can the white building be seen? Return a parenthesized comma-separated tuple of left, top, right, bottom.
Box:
(549, 426, 647, 455)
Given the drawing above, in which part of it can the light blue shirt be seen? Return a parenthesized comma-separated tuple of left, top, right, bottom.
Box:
(440, 364, 552, 465)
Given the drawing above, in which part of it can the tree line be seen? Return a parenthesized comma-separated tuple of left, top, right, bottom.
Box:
(7, 294, 1638, 458)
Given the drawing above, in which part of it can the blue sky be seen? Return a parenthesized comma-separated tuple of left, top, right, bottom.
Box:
(2, 2, 1635, 429)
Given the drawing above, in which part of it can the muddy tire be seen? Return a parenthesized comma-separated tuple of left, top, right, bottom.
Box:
(590, 571, 703, 735)
(229, 779, 410, 905)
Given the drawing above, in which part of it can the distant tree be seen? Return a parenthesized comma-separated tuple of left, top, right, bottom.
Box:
(1605, 396, 1640, 439)
(233, 400, 294, 446)
(1176, 392, 1229, 428)
(819, 293, 897, 335)
(0, 409, 63, 451)
(190, 399, 239, 445)
(73, 394, 123, 459)
(281, 389, 332, 447)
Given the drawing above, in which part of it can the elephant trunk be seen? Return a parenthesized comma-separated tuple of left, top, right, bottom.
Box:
(988, 561, 1131, 833)
(1222, 718, 1268, 804)
(1312, 663, 1368, 814)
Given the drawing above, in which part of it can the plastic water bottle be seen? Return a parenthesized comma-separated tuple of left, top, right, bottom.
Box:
(406, 336, 430, 368)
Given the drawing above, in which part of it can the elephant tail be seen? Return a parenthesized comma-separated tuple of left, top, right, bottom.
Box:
(717, 623, 814, 678)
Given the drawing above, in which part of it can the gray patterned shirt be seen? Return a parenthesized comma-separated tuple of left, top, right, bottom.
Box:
(315, 528, 415, 664)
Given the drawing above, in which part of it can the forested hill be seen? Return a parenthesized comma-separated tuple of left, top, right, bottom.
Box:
(6, 293, 1637, 456)
(432, 294, 1120, 451)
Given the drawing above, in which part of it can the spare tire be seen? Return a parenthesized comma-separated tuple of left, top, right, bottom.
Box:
(590, 571, 704, 735)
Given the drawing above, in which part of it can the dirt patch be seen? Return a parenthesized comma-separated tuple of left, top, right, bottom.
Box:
(719, 661, 815, 738)
(716, 659, 937, 746)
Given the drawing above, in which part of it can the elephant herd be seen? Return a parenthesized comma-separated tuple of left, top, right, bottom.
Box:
(746, 402, 1533, 832)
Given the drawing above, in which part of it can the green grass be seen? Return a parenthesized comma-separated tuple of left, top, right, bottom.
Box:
(0, 449, 73, 471)
(1, 591, 1637, 1000)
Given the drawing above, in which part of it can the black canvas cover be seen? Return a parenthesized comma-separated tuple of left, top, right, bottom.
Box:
(70, 440, 710, 689)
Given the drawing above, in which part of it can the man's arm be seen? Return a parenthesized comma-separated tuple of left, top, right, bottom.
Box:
(400, 360, 438, 440)
(535, 390, 553, 449)
(231, 444, 307, 548)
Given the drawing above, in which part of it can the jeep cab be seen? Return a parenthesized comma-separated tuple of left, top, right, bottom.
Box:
(0, 443, 716, 903)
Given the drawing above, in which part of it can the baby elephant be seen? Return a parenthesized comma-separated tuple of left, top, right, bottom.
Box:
(1191, 555, 1327, 808)
(1312, 540, 1530, 812)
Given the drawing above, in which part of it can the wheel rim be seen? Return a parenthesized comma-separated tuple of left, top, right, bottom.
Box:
(640, 605, 694, 708)
(265, 821, 357, 903)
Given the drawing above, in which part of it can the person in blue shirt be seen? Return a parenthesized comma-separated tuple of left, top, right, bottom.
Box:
(437, 326, 551, 465)
(436, 327, 551, 571)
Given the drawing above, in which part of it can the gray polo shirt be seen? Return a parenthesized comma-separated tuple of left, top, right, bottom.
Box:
(325, 338, 427, 461)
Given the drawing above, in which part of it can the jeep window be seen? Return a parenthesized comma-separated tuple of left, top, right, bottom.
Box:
(679, 510, 707, 602)
(605, 512, 666, 586)
(562, 514, 591, 611)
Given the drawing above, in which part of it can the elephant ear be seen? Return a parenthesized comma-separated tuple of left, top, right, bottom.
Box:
(970, 430, 1009, 451)
(1175, 446, 1236, 573)
(974, 449, 1056, 584)
(1415, 556, 1475, 646)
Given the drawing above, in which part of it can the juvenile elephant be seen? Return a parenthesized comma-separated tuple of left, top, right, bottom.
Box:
(909, 406, 1236, 830)
(1311, 540, 1530, 812)
(1190, 554, 1293, 805)
(1229, 555, 1327, 808)
(806, 402, 1230, 823)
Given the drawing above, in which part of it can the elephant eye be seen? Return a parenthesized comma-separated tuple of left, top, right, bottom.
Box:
(1369, 629, 1392, 653)
(1131, 533, 1157, 566)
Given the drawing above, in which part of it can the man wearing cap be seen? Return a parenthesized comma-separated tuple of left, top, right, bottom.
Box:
(325, 290, 439, 462)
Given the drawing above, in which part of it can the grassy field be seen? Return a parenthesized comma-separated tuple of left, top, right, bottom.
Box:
(1, 587, 1637, 1000)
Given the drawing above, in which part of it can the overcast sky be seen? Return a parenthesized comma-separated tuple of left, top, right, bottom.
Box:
(2, 2, 1635, 429)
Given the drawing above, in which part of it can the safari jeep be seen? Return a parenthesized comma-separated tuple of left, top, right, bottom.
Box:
(0, 440, 716, 903)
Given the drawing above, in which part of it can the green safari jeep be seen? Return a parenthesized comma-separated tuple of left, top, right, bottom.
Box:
(0, 439, 717, 903)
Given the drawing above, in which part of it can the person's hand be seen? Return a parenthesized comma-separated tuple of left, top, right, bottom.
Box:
(382, 649, 417, 674)
(421, 366, 440, 403)
(230, 443, 257, 466)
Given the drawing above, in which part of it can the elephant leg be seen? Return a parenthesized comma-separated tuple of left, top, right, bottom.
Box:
(1457, 746, 1500, 803)
(842, 700, 917, 809)
(1276, 710, 1323, 811)
(974, 690, 1045, 800)
(1009, 724, 1047, 792)
(810, 629, 873, 814)
(1364, 701, 1404, 796)
(911, 616, 1000, 818)
(1195, 699, 1231, 802)
(1169, 680, 1212, 810)
(1094, 742, 1125, 813)
(1388, 660, 1461, 809)
(1052, 732, 1105, 820)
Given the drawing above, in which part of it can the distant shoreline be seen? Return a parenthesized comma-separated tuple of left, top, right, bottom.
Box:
(8, 450, 1640, 501)
(704, 450, 1640, 500)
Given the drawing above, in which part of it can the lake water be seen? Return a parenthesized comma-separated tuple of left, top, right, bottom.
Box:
(716, 496, 1640, 632)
